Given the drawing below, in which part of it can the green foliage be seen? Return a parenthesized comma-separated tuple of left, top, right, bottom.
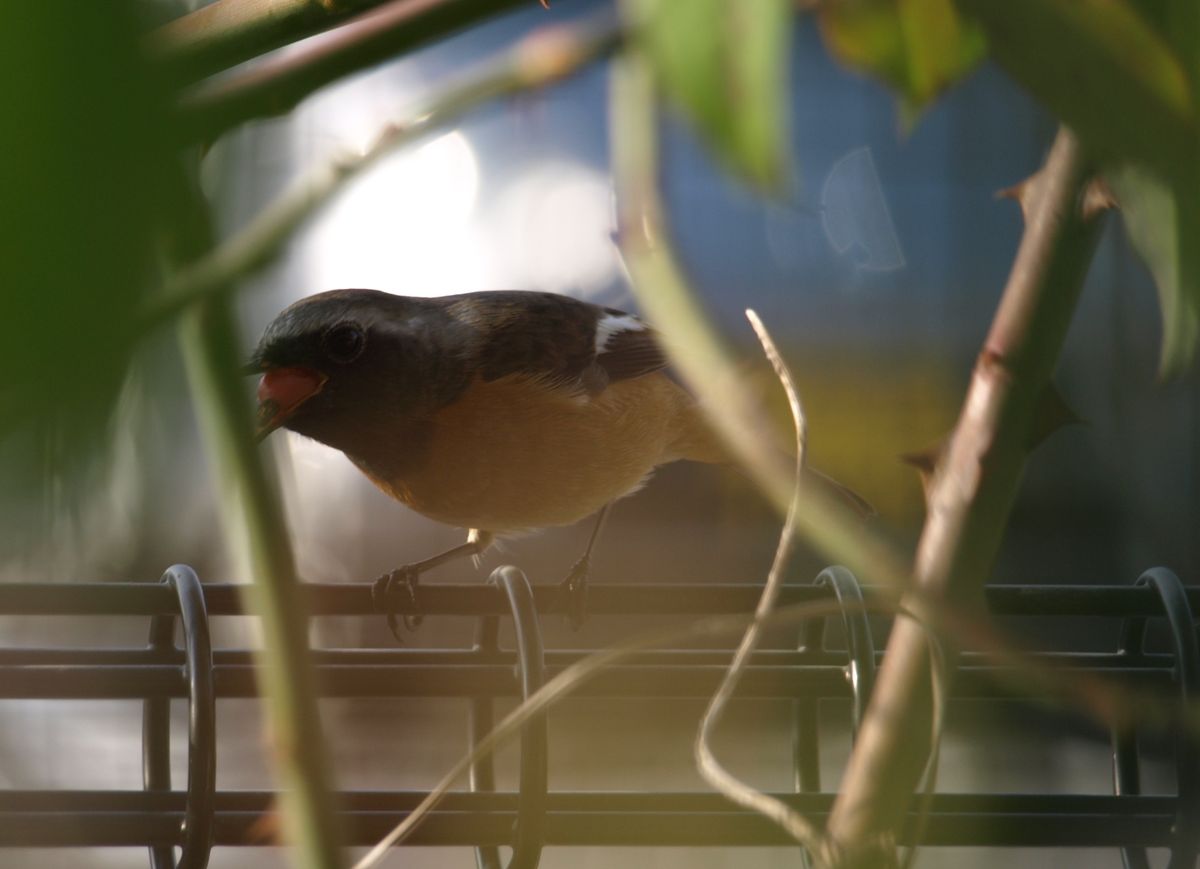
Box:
(624, 0, 792, 190)
(953, 0, 1200, 374)
(818, 0, 986, 123)
(958, 0, 1194, 179)
(0, 1, 171, 489)
(1164, 0, 1200, 92)
(1110, 166, 1200, 373)
(810, 0, 1200, 372)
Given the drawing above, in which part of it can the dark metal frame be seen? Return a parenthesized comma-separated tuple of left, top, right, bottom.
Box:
(1110, 568, 1200, 869)
(1, 566, 1198, 868)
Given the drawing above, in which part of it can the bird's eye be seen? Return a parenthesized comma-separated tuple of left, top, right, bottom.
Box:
(322, 322, 366, 364)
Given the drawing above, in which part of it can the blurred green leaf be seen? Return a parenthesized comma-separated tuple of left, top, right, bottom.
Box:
(957, 0, 1197, 181)
(626, 0, 792, 190)
(0, 1, 170, 491)
(819, 0, 985, 121)
(1167, 0, 1200, 93)
(1109, 165, 1200, 375)
(961, 0, 1200, 373)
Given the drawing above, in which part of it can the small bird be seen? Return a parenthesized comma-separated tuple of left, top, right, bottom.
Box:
(249, 288, 867, 635)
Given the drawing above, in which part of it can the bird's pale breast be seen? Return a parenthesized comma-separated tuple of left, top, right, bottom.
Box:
(360, 371, 716, 532)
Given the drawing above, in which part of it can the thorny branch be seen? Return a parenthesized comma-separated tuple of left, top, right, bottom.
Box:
(824, 128, 1112, 868)
(151, 0, 394, 85)
(145, 14, 621, 331)
(166, 0, 540, 142)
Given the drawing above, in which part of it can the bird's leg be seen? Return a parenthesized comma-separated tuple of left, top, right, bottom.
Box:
(373, 530, 495, 640)
(558, 504, 612, 630)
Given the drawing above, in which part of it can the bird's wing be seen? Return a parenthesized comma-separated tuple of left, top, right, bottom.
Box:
(594, 318, 667, 382)
(445, 292, 667, 394)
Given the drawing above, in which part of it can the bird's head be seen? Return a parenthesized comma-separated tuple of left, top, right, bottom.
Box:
(247, 289, 459, 453)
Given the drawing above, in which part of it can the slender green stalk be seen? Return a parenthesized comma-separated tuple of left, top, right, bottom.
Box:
(144, 15, 622, 332)
(171, 172, 344, 869)
(609, 50, 910, 590)
(825, 128, 1110, 868)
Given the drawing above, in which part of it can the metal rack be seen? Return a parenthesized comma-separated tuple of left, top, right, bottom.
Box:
(0, 565, 1197, 868)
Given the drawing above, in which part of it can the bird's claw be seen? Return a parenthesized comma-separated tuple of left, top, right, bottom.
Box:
(372, 566, 423, 641)
(558, 557, 590, 631)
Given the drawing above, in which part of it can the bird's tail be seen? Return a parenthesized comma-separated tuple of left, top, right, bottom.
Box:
(803, 466, 876, 520)
(672, 403, 876, 520)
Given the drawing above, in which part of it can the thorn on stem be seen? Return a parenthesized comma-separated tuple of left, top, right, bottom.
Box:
(996, 172, 1043, 224)
(517, 26, 581, 83)
(901, 441, 943, 504)
(1028, 382, 1084, 449)
(1081, 178, 1117, 221)
(902, 382, 1082, 507)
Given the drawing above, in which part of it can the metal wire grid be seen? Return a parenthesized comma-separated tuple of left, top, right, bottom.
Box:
(0, 566, 1197, 869)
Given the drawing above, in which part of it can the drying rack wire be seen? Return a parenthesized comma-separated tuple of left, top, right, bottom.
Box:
(0, 565, 1196, 868)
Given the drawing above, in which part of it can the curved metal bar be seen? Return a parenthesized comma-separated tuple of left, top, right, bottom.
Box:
(816, 566, 877, 735)
(470, 615, 503, 869)
(143, 587, 177, 869)
(1111, 613, 1151, 869)
(493, 566, 548, 869)
(166, 566, 216, 869)
(1137, 568, 1200, 869)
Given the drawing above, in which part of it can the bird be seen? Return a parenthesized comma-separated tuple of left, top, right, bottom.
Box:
(248, 288, 869, 636)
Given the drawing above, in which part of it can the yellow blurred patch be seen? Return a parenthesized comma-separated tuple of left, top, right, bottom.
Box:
(731, 341, 962, 527)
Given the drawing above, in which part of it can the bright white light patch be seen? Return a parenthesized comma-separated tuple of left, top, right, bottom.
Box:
(304, 131, 485, 296)
(486, 163, 619, 298)
(277, 431, 369, 583)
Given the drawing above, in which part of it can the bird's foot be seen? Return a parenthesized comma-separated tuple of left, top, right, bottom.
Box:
(372, 566, 424, 641)
(557, 556, 590, 631)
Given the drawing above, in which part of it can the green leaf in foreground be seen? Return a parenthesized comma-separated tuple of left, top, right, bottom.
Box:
(625, 0, 792, 190)
(819, 0, 985, 122)
(958, 0, 1196, 181)
(1109, 165, 1200, 375)
(1164, 0, 1200, 99)
(0, 0, 169, 492)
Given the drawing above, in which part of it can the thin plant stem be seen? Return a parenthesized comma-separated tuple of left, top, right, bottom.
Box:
(691, 312, 949, 868)
(169, 167, 344, 869)
(693, 308, 823, 853)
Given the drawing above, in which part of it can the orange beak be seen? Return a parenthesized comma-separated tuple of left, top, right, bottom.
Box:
(255, 366, 327, 441)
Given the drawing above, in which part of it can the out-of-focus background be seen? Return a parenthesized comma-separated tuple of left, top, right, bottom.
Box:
(2, 1, 1197, 867)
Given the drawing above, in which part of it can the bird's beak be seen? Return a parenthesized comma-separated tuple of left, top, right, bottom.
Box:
(253, 366, 328, 442)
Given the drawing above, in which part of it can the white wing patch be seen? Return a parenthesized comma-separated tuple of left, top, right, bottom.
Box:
(593, 312, 646, 355)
